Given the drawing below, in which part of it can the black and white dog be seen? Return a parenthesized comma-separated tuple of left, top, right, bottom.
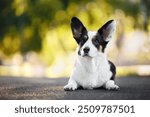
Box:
(64, 17, 119, 91)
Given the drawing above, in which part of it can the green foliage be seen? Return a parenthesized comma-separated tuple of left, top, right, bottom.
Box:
(0, 0, 149, 65)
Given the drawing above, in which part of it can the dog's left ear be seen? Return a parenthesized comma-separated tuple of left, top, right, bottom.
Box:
(97, 20, 116, 42)
(71, 17, 87, 44)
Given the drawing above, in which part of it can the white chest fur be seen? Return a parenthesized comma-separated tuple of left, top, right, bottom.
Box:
(71, 52, 112, 89)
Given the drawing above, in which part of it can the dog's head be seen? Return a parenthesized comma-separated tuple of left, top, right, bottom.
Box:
(71, 17, 116, 58)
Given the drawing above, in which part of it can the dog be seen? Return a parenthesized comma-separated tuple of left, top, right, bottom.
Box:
(64, 17, 119, 91)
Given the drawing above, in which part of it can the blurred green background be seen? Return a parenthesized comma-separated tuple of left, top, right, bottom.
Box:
(0, 0, 150, 77)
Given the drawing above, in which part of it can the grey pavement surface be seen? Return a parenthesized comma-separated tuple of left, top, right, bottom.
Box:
(0, 76, 150, 100)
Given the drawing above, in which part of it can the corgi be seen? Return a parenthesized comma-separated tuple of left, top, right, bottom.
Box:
(64, 17, 119, 91)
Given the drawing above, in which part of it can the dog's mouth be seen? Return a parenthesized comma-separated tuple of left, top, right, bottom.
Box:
(83, 53, 89, 56)
(82, 53, 93, 58)
(78, 50, 93, 58)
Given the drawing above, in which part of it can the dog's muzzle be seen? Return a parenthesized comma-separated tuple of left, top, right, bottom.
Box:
(83, 47, 92, 57)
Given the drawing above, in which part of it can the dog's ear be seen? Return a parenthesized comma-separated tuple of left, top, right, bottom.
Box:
(71, 17, 87, 44)
(97, 20, 116, 42)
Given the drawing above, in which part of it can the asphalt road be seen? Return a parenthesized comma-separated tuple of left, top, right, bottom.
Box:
(0, 76, 150, 100)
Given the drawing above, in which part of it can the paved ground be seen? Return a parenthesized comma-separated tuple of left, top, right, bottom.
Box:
(0, 76, 150, 100)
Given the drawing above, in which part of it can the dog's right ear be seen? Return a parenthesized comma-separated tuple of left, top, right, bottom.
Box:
(97, 20, 116, 42)
(71, 17, 87, 44)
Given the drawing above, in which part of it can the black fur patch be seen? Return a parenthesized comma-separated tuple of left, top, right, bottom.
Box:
(92, 34, 108, 52)
(79, 34, 88, 47)
(98, 20, 114, 41)
(71, 17, 87, 45)
(70, 17, 89, 56)
(78, 34, 88, 55)
(93, 19, 114, 52)
(108, 60, 116, 80)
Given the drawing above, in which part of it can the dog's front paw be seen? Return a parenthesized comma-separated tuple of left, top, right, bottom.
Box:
(106, 84, 119, 90)
(105, 80, 119, 90)
(64, 84, 78, 91)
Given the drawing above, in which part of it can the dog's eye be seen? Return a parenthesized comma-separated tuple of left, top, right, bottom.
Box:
(83, 35, 88, 39)
(92, 39, 99, 45)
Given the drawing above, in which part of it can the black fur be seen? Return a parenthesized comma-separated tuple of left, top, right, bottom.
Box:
(108, 60, 116, 80)
(92, 34, 108, 53)
(71, 17, 89, 55)
(71, 17, 87, 45)
(92, 20, 114, 53)
(71, 17, 114, 54)
(77, 35, 89, 55)
(98, 20, 114, 41)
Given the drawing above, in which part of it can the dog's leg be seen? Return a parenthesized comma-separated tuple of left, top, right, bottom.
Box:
(104, 80, 119, 90)
(64, 78, 78, 91)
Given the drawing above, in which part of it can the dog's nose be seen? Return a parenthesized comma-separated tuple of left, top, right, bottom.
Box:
(83, 47, 90, 53)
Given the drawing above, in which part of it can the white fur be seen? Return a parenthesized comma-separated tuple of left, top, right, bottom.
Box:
(104, 80, 119, 90)
(64, 51, 116, 90)
(80, 31, 97, 58)
(64, 20, 119, 91)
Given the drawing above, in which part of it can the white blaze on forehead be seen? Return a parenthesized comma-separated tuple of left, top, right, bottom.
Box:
(80, 31, 98, 58)
(88, 31, 97, 40)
